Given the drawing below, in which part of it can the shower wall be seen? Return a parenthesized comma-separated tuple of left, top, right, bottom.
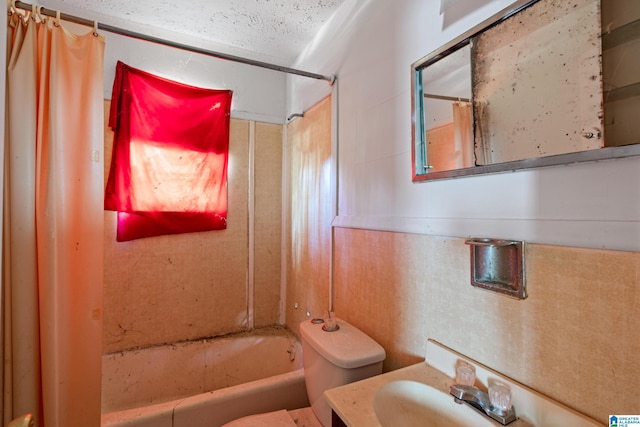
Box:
(103, 101, 282, 353)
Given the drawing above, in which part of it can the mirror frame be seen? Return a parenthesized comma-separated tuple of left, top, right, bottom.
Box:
(411, 0, 640, 182)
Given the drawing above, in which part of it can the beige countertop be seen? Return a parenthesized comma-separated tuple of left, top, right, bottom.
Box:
(324, 340, 602, 427)
(323, 362, 449, 427)
(323, 361, 534, 427)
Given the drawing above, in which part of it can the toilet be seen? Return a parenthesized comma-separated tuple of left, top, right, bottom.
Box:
(223, 317, 385, 427)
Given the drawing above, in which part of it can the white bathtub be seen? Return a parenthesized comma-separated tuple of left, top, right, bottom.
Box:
(101, 326, 309, 427)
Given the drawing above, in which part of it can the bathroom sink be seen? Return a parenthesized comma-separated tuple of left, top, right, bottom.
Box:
(373, 380, 495, 427)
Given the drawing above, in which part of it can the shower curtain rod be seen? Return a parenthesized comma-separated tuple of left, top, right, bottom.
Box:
(13, 1, 336, 83)
(424, 93, 470, 103)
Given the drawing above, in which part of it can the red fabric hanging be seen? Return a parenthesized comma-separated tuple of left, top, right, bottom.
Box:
(105, 61, 232, 241)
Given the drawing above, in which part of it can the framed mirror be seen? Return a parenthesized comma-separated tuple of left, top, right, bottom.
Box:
(411, 0, 640, 181)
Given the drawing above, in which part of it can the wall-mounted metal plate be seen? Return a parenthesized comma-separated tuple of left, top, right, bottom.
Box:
(465, 238, 526, 299)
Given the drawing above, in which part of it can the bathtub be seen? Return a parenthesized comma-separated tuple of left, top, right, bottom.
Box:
(101, 326, 309, 427)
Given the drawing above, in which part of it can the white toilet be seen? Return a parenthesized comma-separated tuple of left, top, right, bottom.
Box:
(223, 317, 385, 427)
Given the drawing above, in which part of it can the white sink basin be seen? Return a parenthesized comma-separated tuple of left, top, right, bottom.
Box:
(373, 380, 495, 427)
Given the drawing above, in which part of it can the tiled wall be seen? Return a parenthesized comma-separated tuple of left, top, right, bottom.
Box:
(253, 123, 284, 328)
(332, 227, 639, 424)
(103, 101, 282, 353)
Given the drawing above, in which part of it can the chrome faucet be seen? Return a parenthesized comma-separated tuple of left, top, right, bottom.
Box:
(450, 384, 517, 425)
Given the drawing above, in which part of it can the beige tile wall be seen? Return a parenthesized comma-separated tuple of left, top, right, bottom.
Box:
(254, 123, 283, 327)
(103, 102, 282, 353)
(332, 227, 639, 424)
(284, 97, 333, 331)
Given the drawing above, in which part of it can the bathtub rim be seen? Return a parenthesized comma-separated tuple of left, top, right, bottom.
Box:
(101, 368, 309, 427)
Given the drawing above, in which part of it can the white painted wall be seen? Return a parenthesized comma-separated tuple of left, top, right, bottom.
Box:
(288, 0, 640, 252)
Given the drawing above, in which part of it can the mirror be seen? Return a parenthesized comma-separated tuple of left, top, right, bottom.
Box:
(411, 0, 640, 181)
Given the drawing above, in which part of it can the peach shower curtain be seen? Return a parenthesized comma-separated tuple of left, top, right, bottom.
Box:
(3, 10, 104, 427)
(452, 101, 473, 168)
(425, 101, 473, 171)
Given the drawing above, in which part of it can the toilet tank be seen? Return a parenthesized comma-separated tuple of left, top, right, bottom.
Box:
(300, 318, 385, 427)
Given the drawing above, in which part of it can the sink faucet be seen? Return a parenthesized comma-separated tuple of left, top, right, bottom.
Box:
(450, 384, 517, 425)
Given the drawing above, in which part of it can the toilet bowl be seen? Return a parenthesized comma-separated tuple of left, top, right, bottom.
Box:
(222, 317, 385, 427)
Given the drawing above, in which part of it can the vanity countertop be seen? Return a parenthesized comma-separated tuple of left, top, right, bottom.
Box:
(323, 362, 448, 427)
(323, 361, 534, 427)
(324, 340, 601, 427)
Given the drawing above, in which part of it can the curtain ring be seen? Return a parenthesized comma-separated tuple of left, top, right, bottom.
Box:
(36, 5, 46, 23)
(8, 0, 16, 16)
(54, 10, 61, 27)
(93, 20, 99, 36)
(30, 4, 36, 21)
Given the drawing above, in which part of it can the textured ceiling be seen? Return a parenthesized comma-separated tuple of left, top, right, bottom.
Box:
(39, 0, 345, 65)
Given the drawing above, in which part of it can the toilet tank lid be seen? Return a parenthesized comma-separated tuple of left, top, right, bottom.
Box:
(300, 318, 386, 369)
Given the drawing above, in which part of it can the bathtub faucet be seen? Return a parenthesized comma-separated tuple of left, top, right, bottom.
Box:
(449, 384, 517, 425)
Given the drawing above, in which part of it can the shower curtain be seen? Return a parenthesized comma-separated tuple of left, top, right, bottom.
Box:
(453, 101, 474, 168)
(3, 10, 104, 427)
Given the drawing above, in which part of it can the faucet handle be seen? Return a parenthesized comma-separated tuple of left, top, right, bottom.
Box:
(489, 383, 512, 414)
(455, 363, 476, 386)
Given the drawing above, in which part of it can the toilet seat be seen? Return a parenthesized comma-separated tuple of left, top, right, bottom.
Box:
(221, 407, 322, 427)
(289, 407, 323, 427)
(221, 409, 296, 427)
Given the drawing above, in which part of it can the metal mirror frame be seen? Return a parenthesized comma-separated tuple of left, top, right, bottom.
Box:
(411, 0, 640, 182)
